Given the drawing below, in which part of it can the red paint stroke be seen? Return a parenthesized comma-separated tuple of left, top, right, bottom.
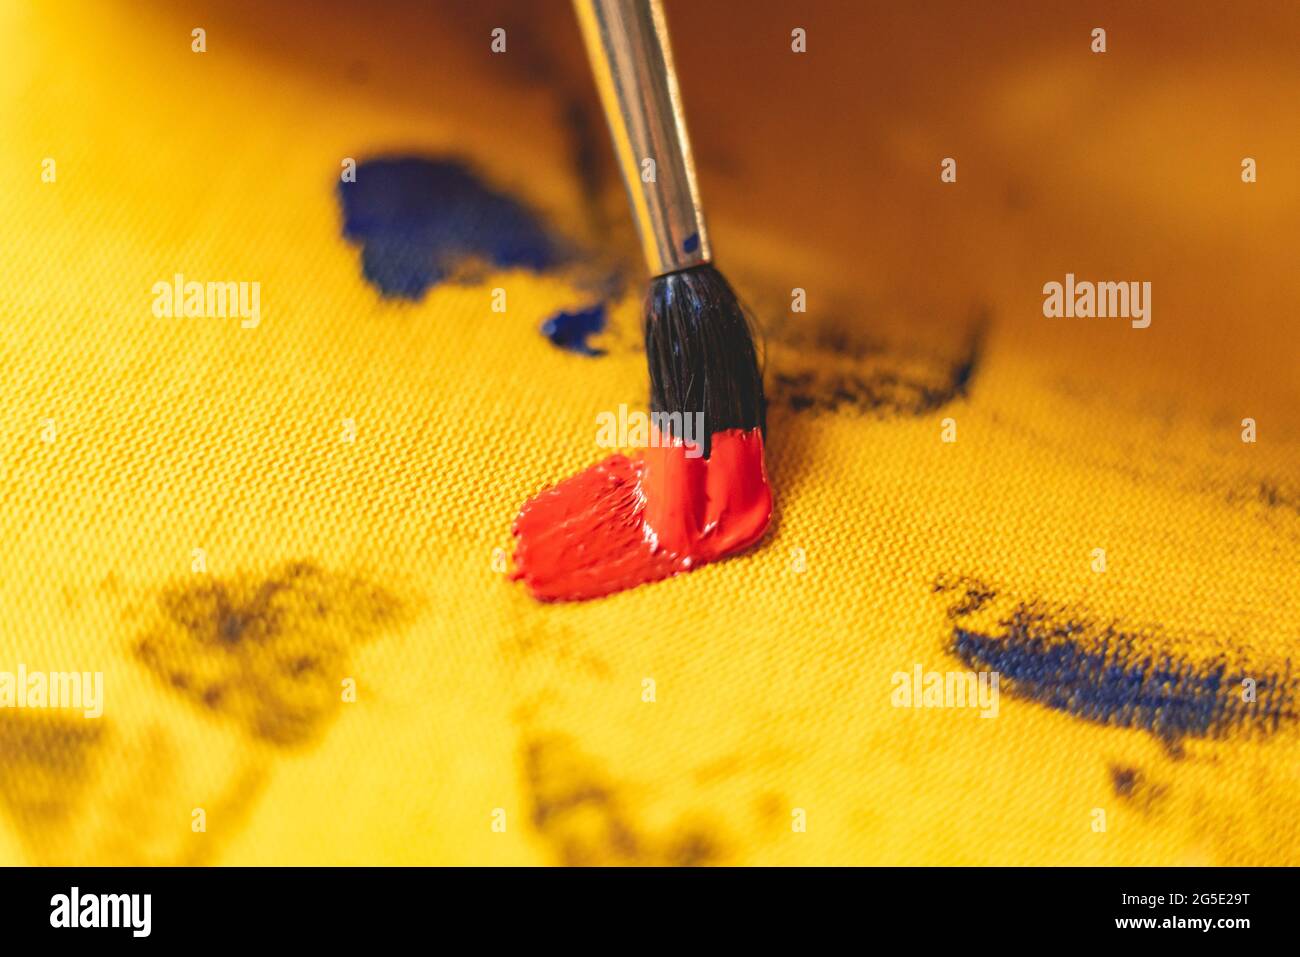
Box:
(511, 428, 772, 601)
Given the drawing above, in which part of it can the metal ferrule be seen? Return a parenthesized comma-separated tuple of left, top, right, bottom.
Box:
(574, 0, 711, 276)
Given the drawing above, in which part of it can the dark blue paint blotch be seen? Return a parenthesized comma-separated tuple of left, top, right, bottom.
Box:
(951, 609, 1296, 744)
(338, 156, 563, 300)
(682, 232, 700, 255)
(541, 304, 606, 357)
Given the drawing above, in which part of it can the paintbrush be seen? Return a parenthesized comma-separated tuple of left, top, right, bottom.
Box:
(573, 0, 765, 459)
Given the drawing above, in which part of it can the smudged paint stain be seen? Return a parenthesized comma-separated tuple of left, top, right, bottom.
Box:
(1109, 764, 1168, 815)
(770, 324, 982, 417)
(89, 723, 270, 867)
(1256, 482, 1289, 510)
(337, 156, 563, 300)
(523, 735, 726, 866)
(0, 710, 272, 865)
(939, 576, 997, 620)
(933, 575, 1298, 745)
(540, 303, 606, 356)
(502, 622, 612, 680)
(1227, 478, 1300, 522)
(133, 561, 404, 747)
(1110, 764, 1139, 797)
(511, 428, 772, 601)
(0, 711, 105, 830)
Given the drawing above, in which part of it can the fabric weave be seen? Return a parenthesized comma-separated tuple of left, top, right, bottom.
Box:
(0, 0, 1296, 865)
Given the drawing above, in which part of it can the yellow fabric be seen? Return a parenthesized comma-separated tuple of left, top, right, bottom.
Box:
(1, 0, 1297, 865)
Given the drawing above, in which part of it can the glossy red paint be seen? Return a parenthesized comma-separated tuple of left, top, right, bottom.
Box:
(511, 428, 772, 601)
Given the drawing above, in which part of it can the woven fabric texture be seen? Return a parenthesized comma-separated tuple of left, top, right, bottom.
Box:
(0, 0, 1297, 865)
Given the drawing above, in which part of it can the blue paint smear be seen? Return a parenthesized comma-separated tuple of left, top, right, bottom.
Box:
(682, 232, 700, 254)
(952, 618, 1295, 743)
(338, 156, 563, 300)
(541, 304, 606, 356)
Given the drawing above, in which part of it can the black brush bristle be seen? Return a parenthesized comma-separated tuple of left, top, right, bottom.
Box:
(644, 263, 765, 458)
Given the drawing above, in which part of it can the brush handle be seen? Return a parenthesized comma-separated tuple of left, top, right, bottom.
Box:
(573, 0, 711, 276)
